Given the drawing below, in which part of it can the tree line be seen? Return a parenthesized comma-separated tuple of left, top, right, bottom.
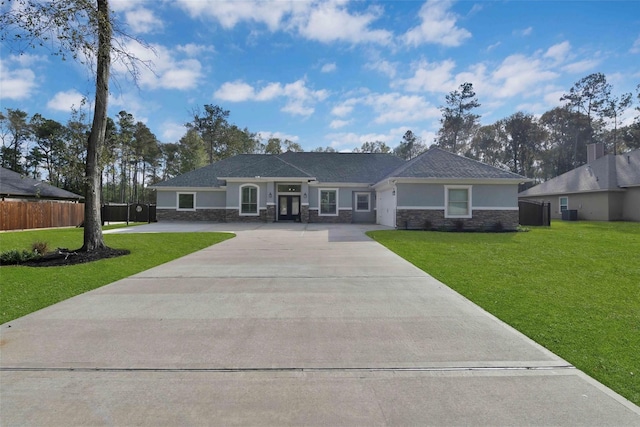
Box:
(433, 73, 640, 182)
(0, 104, 313, 204)
(2, 73, 638, 204)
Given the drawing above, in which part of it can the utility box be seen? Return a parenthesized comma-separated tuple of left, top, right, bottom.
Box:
(561, 209, 578, 221)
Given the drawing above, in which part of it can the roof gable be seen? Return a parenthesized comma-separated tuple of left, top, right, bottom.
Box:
(384, 147, 528, 181)
(0, 167, 83, 200)
(519, 148, 640, 197)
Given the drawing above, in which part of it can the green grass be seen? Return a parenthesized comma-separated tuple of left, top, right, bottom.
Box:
(368, 221, 640, 406)
(0, 226, 234, 324)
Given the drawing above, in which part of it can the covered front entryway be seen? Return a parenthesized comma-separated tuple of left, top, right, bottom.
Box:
(278, 195, 300, 221)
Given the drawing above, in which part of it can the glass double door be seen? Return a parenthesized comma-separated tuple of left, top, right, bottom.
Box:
(278, 195, 300, 221)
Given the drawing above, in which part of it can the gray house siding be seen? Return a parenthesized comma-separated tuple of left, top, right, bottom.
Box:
(156, 190, 227, 221)
(622, 187, 640, 221)
(352, 190, 376, 223)
(395, 183, 519, 230)
(308, 186, 373, 223)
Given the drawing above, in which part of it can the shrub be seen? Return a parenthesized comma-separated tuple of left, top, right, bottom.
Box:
(0, 249, 40, 265)
(31, 241, 49, 255)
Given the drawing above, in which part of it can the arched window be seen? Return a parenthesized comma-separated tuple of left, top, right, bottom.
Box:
(240, 184, 259, 215)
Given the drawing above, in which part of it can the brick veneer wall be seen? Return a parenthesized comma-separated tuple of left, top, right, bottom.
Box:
(308, 209, 352, 223)
(300, 205, 309, 223)
(156, 209, 226, 222)
(396, 209, 519, 231)
(225, 209, 268, 222)
(266, 205, 276, 222)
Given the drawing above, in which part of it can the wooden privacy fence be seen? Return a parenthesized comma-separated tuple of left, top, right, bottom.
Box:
(0, 200, 84, 231)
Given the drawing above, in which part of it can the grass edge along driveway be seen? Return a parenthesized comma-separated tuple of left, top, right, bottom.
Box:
(368, 221, 640, 407)
(0, 227, 234, 324)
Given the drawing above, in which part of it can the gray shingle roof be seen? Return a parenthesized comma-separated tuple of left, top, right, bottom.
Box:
(220, 155, 313, 179)
(153, 148, 530, 189)
(153, 152, 405, 187)
(278, 152, 405, 183)
(153, 154, 266, 187)
(518, 149, 640, 197)
(385, 147, 528, 180)
(0, 167, 83, 200)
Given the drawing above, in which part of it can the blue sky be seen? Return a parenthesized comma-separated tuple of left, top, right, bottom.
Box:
(1, 0, 639, 152)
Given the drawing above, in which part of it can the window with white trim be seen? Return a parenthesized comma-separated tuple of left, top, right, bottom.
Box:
(240, 185, 258, 215)
(177, 192, 195, 211)
(355, 192, 370, 212)
(320, 189, 338, 215)
(559, 196, 568, 212)
(445, 186, 471, 218)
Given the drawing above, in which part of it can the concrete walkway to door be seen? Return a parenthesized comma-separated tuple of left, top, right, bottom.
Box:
(1, 222, 639, 425)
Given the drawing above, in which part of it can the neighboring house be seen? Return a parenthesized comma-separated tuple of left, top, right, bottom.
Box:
(518, 145, 640, 222)
(0, 167, 84, 231)
(0, 167, 83, 202)
(152, 147, 530, 230)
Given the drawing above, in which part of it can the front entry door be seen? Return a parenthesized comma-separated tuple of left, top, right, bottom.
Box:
(278, 195, 300, 221)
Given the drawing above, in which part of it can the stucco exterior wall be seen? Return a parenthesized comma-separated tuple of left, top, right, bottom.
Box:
(396, 183, 518, 208)
(622, 187, 640, 221)
(156, 190, 225, 209)
(225, 182, 268, 209)
(396, 184, 442, 207)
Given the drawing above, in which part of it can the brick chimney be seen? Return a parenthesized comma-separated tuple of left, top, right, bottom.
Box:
(587, 143, 605, 163)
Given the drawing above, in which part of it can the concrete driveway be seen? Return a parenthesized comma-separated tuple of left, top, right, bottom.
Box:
(1, 222, 639, 425)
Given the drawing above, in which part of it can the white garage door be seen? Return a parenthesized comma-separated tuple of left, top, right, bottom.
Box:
(376, 188, 396, 227)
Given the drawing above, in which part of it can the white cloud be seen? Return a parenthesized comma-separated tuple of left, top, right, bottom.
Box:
(491, 54, 558, 98)
(363, 92, 440, 124)
(125, 7, 164, 34)
(513, 27, 533, 37)
(403, 0, 471, 47)
(215, 79, 328, 117)
(562, 59, 600, 74)
(321, 62, 337, 73)
(365, 60, 398, 78)
(214, 81, 256, 102)
(46, 90, 85, 112)
(257, 131, 300, 143)
(0, 62, 37, 100)
(112, 40, 203, 90)
(326, 126, 411, 151)
(544, 41, 571, 63)
(256, 83, 283, 101)
(331, 99, 358, 117)
(9, 54, 47, 67)
(175, 0, 391, 45)
(396, 59, 457, 93)
(486, 41, 501, 52)
(296, 1, 392, 45)
(329, 119, 351, 129)
(176, 44, 215, 57)
(631, 35, 640, 54)
(175, 0, 296, 31)
(160, 121, 186, 143)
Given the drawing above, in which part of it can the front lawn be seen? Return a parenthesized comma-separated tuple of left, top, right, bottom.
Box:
(368, 221, 640, 406)
(0, 226, 234, 324)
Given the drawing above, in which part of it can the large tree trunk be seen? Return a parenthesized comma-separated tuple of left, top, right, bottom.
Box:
(82, 0, 111, 252)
